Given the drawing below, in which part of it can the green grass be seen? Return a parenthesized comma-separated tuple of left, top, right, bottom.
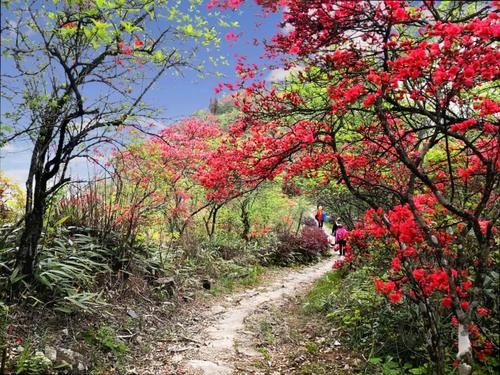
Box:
(302, 271, 342, 313)
(210, 264, 266, 296)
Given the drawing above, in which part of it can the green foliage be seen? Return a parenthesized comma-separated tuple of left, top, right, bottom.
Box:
(0, 301, 9, 359)
(15, 344, 52, 375)
(304, 268, 431, 373)
(303, 271, 343, 312)
(258, 321, 275, 346)
(304, 340, 320, 355)
(0, 226, 110, 312)
(0, 225, 22, 290)
(84, 325, 127, 356)
(35, 229, 111, 313)
(211, 263, 265, 295)
(0, 174, 24, 224)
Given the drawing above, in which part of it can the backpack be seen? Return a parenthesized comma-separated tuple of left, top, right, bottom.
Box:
(336, 227, 347, 241)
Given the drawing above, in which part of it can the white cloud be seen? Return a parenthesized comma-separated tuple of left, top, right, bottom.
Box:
(266, 66, 304, 83)
(281, 22, 295, 35)
(266, 68, 291, 82)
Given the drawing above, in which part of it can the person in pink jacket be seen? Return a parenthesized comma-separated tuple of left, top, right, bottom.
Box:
(335, 223, 348, 256)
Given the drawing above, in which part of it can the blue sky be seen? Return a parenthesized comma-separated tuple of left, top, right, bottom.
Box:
(0, 1, 284, 186)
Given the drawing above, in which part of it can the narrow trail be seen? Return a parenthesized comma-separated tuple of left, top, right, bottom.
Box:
(181, 245, 337, 374)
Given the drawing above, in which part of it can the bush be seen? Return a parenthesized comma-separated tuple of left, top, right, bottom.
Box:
(15, 345, 52, 375)
(300, 226, 329, 257)
(260, 225, 329, 266)
(302, 217, 317, 227)
(84, 325, 127, 356)
(0, 227, 111, 313)
(304, 267, 433, 373)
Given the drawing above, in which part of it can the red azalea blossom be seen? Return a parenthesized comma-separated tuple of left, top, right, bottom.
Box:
(391, 257, 401, 272)
(225, 32, 239, 41)
(462, 280, 473, 291)
(374, 279, 396, 295)
(477, 306, 490, 317)
(198, 1, 498, 368)
(389, 290, 403, 304)
(118, 42, 132, 55)
(441, 296, 453, 309)
(134, 36, 144, 48)
(412, 268, 426, 281)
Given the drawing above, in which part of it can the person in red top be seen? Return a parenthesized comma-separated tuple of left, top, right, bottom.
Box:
(335, 223, 348, 256)
(315, 206, 324, 228)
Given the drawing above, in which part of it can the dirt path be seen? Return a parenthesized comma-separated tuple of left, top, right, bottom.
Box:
(180, 254, 337, 375)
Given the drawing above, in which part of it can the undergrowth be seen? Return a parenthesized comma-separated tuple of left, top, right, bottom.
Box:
(303, 268, 432, 374)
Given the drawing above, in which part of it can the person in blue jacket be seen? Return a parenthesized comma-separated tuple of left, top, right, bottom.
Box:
(321, 211, 327, 228)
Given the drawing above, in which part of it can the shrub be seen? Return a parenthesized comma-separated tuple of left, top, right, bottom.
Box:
(84, 325, 127, 356)
(304, 268, 442, 373)
(0, 227, 111, 313)
(15, 344, 52, 375)
(261, 225, 329, 266)
(302, 217, 317, 227)
(299, 226, 329, 257)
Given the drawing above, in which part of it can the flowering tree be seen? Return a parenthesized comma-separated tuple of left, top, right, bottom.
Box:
(1, 0, 223, 276)
(211, 0, 499, 373)
(110, 116, 223, 242)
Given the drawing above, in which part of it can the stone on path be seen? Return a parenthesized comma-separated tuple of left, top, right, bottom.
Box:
(183, 359, 232, 375)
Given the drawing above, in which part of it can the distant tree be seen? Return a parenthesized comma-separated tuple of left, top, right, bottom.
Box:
(0, 0, 222, 277)
(209, 97, 219, 115)
(0, 174, 24, 224)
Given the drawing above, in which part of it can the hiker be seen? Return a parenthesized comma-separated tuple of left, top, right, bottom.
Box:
(321, 211, 327, 228)
(335, 223, 348, 256)
(315, 205, 323, 228)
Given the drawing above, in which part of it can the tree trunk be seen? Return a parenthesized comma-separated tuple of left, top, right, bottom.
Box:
(15, 122, 51, 278)
(424, 307, 445, 375)
(204, 205, 220, 239)
(240, 199, 250, 241)
(16, 188, 46, 277)
(457, 324, 473, 375)
(429, 332, 446, 375)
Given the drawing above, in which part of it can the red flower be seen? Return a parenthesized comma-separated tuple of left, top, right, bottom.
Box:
(363, 93, 378, 107)
(118, 42, 132, 55)
(477, 306, 490, 317)
(289, 44, 300, 54)
(412, 268, 426, 281)
(374, 279, 396, 295)
(391, 257, 401, 272)
(462, 280, 472, 291)
(225, 32, 239, 42)
(441, 296, 453, 309)
(449, 119, 477, 133)
(389, 290, 403, 304)
(134, 36, 144, 48)
(460, 301, 470, 310)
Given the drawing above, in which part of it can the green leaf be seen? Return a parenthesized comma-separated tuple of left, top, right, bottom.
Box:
(368, 357, 382, 365)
